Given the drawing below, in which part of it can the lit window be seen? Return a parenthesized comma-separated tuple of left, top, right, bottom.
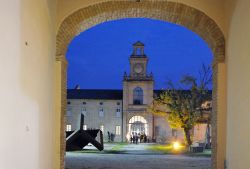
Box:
(100, 125, 104, 132)
(81, 107, 87, 116)
(99, 108, 104, 117)
(83, 125, 87, 130)
(116, 108, 121, 118)
(115, 125, 121, 135)
(66, 124, 72, 131)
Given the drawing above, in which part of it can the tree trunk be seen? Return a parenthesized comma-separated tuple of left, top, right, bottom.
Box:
(184, 128, 192, 146)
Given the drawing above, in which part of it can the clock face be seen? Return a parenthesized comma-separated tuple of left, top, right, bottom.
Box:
(134, 64, 143, 74)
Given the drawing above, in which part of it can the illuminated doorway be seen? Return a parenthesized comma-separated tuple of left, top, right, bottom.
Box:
(128, 116, 148, 138)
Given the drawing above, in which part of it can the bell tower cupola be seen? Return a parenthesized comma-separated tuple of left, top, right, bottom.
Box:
(132, 41, 145, 56)
(124, 41, 153, 81)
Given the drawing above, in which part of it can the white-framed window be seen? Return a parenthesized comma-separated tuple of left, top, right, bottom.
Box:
(100, 125, 104, 132)
(99, 108, 104, 117)
(81, 107, 87, 116)
(83, 125, 87, 130)
(115, 125, 121, 135)
(116, 108, 121, 118)
(66, 124, 72, 131)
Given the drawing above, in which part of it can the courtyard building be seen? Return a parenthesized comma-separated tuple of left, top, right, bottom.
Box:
(66, 42, 211, 143)
(2, 1, 250, 169)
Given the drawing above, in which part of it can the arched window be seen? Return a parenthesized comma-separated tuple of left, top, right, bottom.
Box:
(133, 87, 143, 105)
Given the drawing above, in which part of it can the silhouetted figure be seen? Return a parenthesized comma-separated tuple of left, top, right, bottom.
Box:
(144, 134, 147, 143)
(140, 134, 143, 143)
(111, 133, 115, 142)
(130, 135, 133, 143)
(132, 134, 136, 144)
(107, 131, 111, 142)
(135, 134, 139, 144)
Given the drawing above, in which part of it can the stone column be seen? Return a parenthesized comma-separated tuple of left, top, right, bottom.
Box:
(54, 55, 68, 169)
(211, 60, 227, 169)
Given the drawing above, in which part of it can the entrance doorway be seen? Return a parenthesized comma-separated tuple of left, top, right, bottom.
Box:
(128, 116, 148, 138)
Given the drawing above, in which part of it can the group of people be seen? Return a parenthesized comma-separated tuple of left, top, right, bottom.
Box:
(130, 132, 147, 144)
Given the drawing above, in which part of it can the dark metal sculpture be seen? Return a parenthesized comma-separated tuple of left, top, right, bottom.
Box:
(66, 114, 104, 151)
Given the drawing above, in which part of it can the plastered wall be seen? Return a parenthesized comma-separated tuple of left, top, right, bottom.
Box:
(67, 99, 123, 142)
(226, 0, 250, 168)
(0, 0, 56, 169)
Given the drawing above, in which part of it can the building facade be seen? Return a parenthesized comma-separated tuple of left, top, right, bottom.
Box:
(66, 42, 210, 143)
(67, 90, 123, 142)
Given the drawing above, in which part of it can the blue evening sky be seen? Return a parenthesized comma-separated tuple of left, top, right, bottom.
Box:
(66, 18, 213, 89)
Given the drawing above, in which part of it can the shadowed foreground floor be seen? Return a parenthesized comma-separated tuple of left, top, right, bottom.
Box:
(65, 152, 211, 169)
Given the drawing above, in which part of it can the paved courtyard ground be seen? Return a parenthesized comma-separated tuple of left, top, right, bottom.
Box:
(65, 143, 211, 169)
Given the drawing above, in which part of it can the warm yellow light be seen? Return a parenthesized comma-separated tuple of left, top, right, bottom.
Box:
(126, 133, 131, 141)
(173, 141, 181, 150)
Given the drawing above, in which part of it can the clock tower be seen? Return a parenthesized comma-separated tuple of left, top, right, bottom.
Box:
(130, 41, 148, 78)
(122, 41, 154, 142)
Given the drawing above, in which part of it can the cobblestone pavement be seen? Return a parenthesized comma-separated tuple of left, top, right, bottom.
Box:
(65, 152, 211, 169)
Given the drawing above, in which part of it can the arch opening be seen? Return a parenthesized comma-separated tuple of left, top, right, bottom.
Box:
(56, 1, 226, 169)
(128, 116, 148, 139)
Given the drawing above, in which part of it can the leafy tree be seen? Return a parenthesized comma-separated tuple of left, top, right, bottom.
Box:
(150, 64, 212, 146)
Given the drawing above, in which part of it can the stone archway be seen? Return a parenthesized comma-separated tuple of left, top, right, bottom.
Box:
(55, 1, 226, 169)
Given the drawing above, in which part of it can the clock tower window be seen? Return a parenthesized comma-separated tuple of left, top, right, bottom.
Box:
(133, 87, 143, 105)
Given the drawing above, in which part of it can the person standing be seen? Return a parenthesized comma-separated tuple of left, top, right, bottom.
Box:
(132, 133, 136, 144)
(107, 131, 111, 142)
(135, 133, 138, 144)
